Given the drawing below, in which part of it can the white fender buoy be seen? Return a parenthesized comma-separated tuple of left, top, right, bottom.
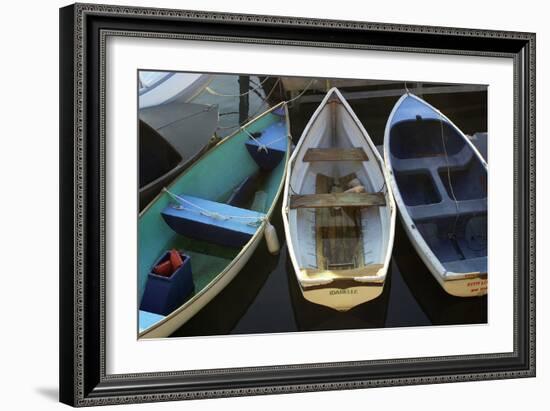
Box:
(264, 220, 280, 255)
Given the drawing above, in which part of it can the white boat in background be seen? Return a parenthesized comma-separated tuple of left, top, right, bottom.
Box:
(138, 102, 220, 210)
(138, 71, 213, 109)
(282, 87, 396, 311)
(384, 93, 488, 297)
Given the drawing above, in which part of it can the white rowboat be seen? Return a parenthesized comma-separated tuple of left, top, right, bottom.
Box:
(282, 88, 396, 311)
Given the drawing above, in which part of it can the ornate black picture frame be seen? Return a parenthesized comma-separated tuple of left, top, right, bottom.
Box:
(59, 3, 535, 407)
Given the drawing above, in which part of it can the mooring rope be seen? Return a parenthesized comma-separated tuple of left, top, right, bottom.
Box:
(439, 111, 460, 239)
(284, 79, 314, 106)
(216, 78, 282, 131)
(242, 128, 268, 153)
(205, 76, 271, 98)
(221, 77, 312, 143)
(216, 77, 312, 134)
(242, 128, 287, 154)
(156, 104, 218, 131)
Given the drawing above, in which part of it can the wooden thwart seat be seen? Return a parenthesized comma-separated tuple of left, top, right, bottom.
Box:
(290, 192, 386, 209)
(303, 147, 369, 162)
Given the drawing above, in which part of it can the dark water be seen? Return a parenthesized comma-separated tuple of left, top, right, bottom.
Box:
(172, 203, 486, 337)
(167, 74, 487, 338)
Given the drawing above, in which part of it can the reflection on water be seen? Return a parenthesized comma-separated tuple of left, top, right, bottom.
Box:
(288, 245, 391, 331)
(173, 201, 486, 337)
(171, 203, 299, 337)
(390, 221, 487, 326)
(157, 73, 488, 338)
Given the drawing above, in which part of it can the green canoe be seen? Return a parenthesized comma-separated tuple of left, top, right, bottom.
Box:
(138, 102, 291, 338)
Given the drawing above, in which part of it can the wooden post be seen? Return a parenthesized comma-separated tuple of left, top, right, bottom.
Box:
(416, 82, 424, 97)
(259, 76, 284, 105)
(239, 75, 250, 124)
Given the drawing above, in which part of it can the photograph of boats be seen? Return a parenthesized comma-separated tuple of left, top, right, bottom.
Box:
(137, 71, 488, 339)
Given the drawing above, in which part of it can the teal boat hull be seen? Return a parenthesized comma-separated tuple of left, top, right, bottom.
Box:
(138, 103, 291, 337)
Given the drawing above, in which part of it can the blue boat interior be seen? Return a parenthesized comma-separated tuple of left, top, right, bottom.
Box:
(389, 96, 487, 275)
(226, 171, 262, 208)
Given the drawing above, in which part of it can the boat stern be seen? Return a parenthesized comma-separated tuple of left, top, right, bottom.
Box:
(442, 273, 488, 297)
(301, 279, 385, 311)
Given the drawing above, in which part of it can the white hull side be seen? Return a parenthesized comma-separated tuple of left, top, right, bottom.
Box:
(139, 73, 213, 109)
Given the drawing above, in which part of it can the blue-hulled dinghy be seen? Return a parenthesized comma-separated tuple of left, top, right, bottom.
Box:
(384, 93, 488, 297)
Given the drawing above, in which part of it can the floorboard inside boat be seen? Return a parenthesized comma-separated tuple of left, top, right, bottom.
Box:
(315, 173, 364, 270)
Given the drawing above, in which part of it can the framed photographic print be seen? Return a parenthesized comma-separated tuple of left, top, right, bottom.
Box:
(59, 2, 535, 406)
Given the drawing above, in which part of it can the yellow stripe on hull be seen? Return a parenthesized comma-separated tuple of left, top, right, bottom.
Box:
(442, 275, 488, 297)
